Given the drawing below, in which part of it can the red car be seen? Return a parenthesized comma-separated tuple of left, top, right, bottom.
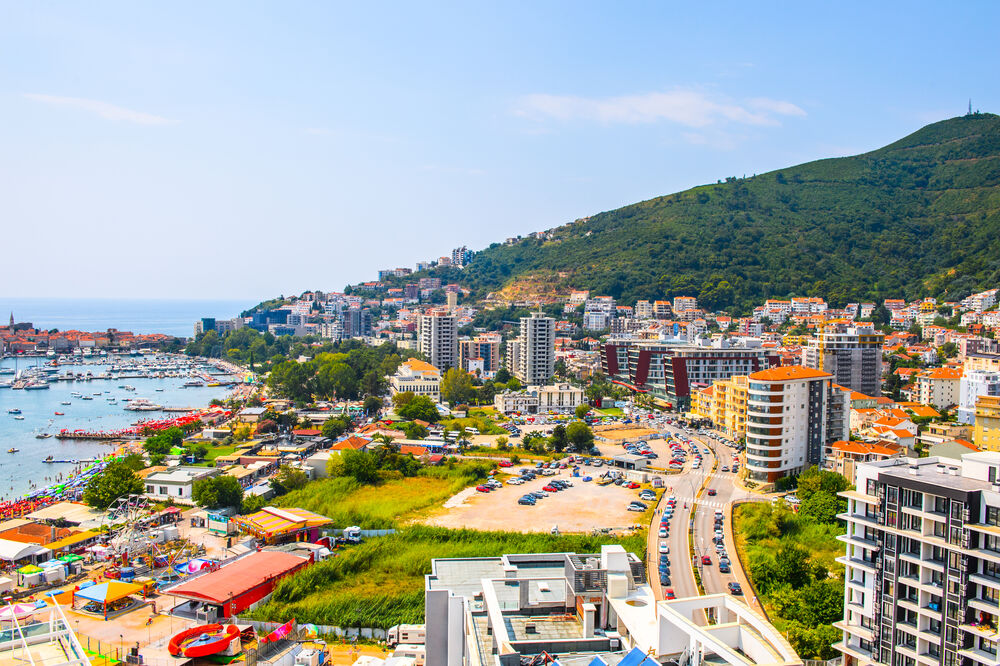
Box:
(707, 488, 717, 496)
(476, 485, 490, 493)
(498, 460, 512, 467)
(543, 485, 558, 492)
(664, 588, 676, 599)
(626, 482, 640, 489)
(701, 555, 712, 565)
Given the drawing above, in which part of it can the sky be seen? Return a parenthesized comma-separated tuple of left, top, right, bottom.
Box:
(2, 2, 998, 300)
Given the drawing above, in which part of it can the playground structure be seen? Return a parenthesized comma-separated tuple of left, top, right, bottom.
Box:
(168, 624, 243, 658)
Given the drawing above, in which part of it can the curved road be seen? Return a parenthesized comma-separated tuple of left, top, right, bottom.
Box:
(644, 423, 768, 611)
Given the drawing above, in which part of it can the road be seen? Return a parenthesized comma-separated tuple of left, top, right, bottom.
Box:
(639, 421, 768, 611)
(643, 423, 718, 604)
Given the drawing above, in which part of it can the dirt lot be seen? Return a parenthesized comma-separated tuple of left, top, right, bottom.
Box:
(594, 426, 661, 442)
(421, 471, 652, 533)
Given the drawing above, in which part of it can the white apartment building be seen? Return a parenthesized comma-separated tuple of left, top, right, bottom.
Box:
(673, 296, 698, 312)
(915, 368, 963, 409)
(745, 365, 843, 483)
(837, 452, 1000, 666)
(958, 370, 1000, 424)
(634, 300, 653, 319)
(144, 466, 220, 501)
(513, 312, 555, 385)
(418, 311, 458, 370)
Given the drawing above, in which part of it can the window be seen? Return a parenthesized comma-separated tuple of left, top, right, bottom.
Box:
(887, 486, 898, 504)
(934, 495, 949, 514)
(988, 506, 1000, 526)
(902, 514, 922, 532)
(886, 510, 898, 528)
(159, 486, 167, 495)
(950, 526, 963, 546)
(903, 489, 922, 509)
(867, 478, 878, 495)
(952, 501, 964, 520)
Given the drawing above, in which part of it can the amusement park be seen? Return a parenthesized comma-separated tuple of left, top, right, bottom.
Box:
(0, 491, 351, 666)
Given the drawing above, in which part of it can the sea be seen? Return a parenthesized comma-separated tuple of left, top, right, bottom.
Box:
(0, 298, 255, 338)
(0, 357, 237, 500)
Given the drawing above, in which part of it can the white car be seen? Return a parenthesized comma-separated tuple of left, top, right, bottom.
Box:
(658, 541, 669, 554)
(507, 478, 523, 485)
(658, 527, 668, 537)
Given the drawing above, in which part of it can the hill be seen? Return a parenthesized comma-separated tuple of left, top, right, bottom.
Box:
(438, 113, 1000, 313)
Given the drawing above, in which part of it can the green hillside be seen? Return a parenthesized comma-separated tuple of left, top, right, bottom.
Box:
(445, 113, 1000, 313)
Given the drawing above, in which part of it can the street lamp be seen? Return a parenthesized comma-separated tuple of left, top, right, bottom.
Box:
(119, 634, 124, 662)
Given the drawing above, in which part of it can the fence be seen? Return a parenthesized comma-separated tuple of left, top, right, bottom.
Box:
(234, 617, 388, 641)
(322, 528, 396, 538)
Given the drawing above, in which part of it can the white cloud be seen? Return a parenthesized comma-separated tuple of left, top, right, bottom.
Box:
(747, 97, 806, 117)
(515, 89, 805, 128)
(305, 127, 333, 136)
(23, 93, 177, 126)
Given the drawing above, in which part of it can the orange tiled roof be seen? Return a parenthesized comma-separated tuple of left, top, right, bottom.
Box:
(749, 365, 832, 382)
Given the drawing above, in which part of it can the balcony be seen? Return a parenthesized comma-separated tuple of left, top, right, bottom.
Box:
(838, 512, 879, 527)
(837, 533, 880, 551)
(958, 647, 1000, 666)
(837, 554, 877, 573)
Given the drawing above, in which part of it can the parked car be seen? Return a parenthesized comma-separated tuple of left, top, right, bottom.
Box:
(476, 485, 490, 492)
(625, 481, 640, 489)
(663, 588, 676, 600)
(518, 496, 536, 505)
(658, 541, 669, 554)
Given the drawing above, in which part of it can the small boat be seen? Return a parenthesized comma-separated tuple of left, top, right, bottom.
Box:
(13, 416, 24, 421)
(61, 401, 71, 405)
(155, 388, 164, 392)
(8, 448, 18, 453)
(54, 412, 65, 416)
(81, 396, 93, 401)
(36, 434, 52, 440)
(7, 409, 21, 415)
(44, 455, 53, 461)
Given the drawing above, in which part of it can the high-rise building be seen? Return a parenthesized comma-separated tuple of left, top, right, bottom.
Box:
(344, 307, 373, 338)
(802, 323, 884, 397)
(673, 296, 697, 312)
(451, 246, 472, 267)
(419, 312, 458, 370)
(601, 337, 775, 409)
(745, 365, 842, 482)
(459, 333, 501, 375)
(837, 451, 1000, 666)
(653, 300, 673, 319)
(513, 312, 555, 385)
(959, 370, 1000, 424)
(634, 300, 653, 319)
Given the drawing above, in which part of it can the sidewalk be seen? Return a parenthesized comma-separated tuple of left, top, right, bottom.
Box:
(724, 499, 765, 615)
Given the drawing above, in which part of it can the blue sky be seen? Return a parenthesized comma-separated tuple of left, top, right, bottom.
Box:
(2, 2, 997, 300)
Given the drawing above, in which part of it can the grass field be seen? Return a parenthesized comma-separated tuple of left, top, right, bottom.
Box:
(594, 407, 625, 416)
(250, 526, 647, 628)
(273, 461, 492, 528)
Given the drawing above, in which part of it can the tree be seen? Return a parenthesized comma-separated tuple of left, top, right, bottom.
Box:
(398, 395, 440, 422)
(192, 476, 244, 511)
(550, 425, 568, 452)
(363, 395, 383, 416)
(83, 461, 145, 510)
(321, 415, 352, 439)
(143, 426, 184, 456)
(120, 453, 146, 471)
(392, 391, 415, 411)
(494, 367, 512, 384)
(554, 359, 568, 378)
(441, 368, 475, 406)
(566, 421, 594, 450)
(329, 449, 379, 484)
(184, 442, 209, 461)
(496, 435, 510, 450)
(271, 465, 309, 495)
(574, 403, 591, 419)
(402, 422, 429, 439)
(256, 418, 278, 434)
(773, 544, 811, 589)
(477, 381, 497, 406)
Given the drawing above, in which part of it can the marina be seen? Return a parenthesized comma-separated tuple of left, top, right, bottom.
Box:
(0, 352, 243, 499)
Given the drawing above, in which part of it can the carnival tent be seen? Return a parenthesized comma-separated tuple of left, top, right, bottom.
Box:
(0, 539, 49, 564)
(75, 581, 145, 604)
(231, 507, 330, 542)
(0, 602, 46, 623)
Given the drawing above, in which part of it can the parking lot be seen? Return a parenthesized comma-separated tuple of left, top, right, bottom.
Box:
(421, 469, 651, 533)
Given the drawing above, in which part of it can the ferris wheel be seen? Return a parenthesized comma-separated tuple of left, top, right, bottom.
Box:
(101, 494, 153, 560)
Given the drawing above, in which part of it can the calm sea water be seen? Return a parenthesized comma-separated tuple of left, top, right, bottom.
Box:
(0, 357, 235, 500)
(0, 298, 255, 338)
